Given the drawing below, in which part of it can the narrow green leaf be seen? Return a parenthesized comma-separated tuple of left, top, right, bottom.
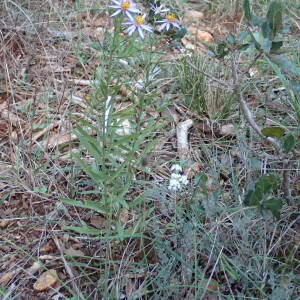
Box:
(267, 1, 283, 40)
(59, 197, 108, 214)
(73, 153, 102, 184)
(261, 126, 285, 138)
(282, 134, 296, 153)
(63, 225, 103, 235)
(262, 197, 283, 219)
(0, 192, 10, 204)
(238, 43, 251, 51)
(297, 112, 300, 124)
(243, 0, 252, 22)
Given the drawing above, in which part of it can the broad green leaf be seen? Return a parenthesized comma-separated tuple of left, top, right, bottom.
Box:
(244, 188, 263, 206)
(267, 1, 283, 40)
(270, 55, 300, 76)
(226, 33, 236, 44)
(243, 0, 252, 22)
(261, 39, 271, 52)
(262, 21, 270, 39)
(59, 197, 108, 214)
(237, 31, 249, 41)
(206, 49, 217, 57)
(262, 197, 283, 219)
(270, 41, 283, 52)
(251, 15, 264, 27)
(63, 225, 103, 235)
(282, 134, 296, 153)
(261, 126, 285, 138)
(171, 27, 187, 40)
(255, 174, 280, 195)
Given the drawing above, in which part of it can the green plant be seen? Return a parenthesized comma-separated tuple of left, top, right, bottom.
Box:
(188, 0, 299, 218)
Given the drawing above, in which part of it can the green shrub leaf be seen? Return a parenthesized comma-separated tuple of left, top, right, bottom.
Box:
(262, 197, 283, 219)
(255, 174, 280, 194)
(267, 1, 283, 40)
(261, 126, 285, 138)
(243, 0, 252, 22)
(244, 188, 263, 206)
(270, 41, 283, 53)
(282, 134, 296, 153)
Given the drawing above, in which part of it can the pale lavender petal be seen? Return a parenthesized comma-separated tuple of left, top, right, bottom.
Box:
(111, 0, 121, 4)
(141, 24, 152, 32)
(125, 10, 133, 18)
(108, 5, 120, 8)
(110, 9, 121, 17)
(172, 22, 181, 29)
(127, 25, 136, 36)
(166, 23, 170, 31)
(124, 25, 134, 33)
(127, 13, 134, 21)
(158, 23, 167, 31)
(138, 27, 144, 39)
(128, 7, 140, 13)
(160, 8, 169, 13)
(155, 19, 167, 24)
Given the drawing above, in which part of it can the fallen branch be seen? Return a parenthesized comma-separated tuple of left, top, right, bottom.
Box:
(231, 54, 282, 154)
(177, 119, 193, 161)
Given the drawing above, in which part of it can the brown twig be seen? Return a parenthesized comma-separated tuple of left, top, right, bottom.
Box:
(231, 54, 282, 154)
(187, 59, 234, 90)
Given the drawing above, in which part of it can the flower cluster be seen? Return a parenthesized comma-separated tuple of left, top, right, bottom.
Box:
(168, 164, 189, 192)
(108, 0, 181, 39)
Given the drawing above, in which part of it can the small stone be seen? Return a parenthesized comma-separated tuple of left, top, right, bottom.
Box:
(33, 269, 58, 292)
(0, 271, 15, 286)
(220, 124, 236, 136)
(185, 10, 204, 21)
(0, 220, 9, 229)
(187, 26, 213, 42)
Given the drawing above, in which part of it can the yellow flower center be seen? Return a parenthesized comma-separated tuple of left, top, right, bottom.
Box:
(121, 1, 129, 10)
(165, 13, 175, 22)
(135, 15, 143, 26)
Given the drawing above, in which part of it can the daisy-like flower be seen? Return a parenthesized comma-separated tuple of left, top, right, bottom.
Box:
(156, 12, 180, 31)
(168, 164, 189, 192)
(168, 173, 189, 192)
(171, 164, 182, 173)
(122, 14, 152, 39)
(109, 0, 140, 18)
(150, 3, 169, 15)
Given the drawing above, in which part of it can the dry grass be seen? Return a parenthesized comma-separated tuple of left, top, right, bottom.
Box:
(0, 0, 299, 299)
